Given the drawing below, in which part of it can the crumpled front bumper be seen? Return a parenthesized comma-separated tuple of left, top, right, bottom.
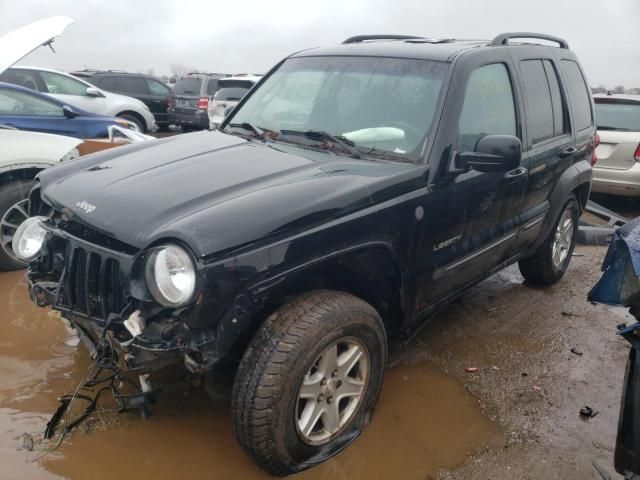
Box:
(27, 270, 189, 372)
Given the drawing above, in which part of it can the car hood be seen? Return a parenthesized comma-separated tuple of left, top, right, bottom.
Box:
(37, 131, 416, 257)
(0, 128, 82, 164)
(0, 16, 74, 75)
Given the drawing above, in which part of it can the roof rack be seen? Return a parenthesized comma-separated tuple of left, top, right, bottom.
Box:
(490, 32, 569, 49)
(342, 34, 425, 44)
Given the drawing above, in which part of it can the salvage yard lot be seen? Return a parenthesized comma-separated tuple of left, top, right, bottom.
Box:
(0, 244, 630, 479)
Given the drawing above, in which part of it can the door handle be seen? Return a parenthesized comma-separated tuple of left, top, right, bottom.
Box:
(559, 146, 577, 158)
(504, 166, 527, 180)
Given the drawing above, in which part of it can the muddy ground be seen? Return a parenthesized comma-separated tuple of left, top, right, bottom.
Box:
(0, 239, 633, 479)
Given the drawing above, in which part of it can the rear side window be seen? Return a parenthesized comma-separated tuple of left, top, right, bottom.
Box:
(0, 69, 41, 92)
(560, 60, 593, 132)
(93, 76, 116, 91)
(118, 77, 148, 95)
(519, 60, 554, 144)
(458, 63, 516, 152)
(595, 101, 640, 131)
(173, 77, 202, 95)
(214, 87, 249, 101)
(147, 79, 171, 96)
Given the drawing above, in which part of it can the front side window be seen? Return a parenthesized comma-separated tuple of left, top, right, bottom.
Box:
(0, 89, 63, 116)
(457, 63, 516, 152)
(230, 56, 449, 162)
(40, 71, 89, 96)
(147, 79, 171, 96)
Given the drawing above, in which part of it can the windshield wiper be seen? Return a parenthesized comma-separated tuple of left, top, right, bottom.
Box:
(225, 122, 269, 141)
(597, 126, 631, 131)
(278, 130, 361, 159)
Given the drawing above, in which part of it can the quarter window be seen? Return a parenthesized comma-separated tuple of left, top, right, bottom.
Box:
(458, 63, 516, 152)
(543, 60, 568, 137)
(560, 60, 593, 132)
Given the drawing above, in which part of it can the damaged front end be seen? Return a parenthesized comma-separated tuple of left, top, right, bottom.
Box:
(23, 191, 238, 375)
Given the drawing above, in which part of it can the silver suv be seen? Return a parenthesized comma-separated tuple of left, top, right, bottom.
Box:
(592, 94, 640, 196)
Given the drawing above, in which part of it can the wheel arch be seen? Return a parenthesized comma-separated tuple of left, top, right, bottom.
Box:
(215, 242, 407, 363)
(116, 110, 147, 132)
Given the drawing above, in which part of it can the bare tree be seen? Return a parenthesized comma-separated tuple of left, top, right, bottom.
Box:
(591, 85, 607, 94)
(170, 63, 189, 79)
(613, 85, 626, 94)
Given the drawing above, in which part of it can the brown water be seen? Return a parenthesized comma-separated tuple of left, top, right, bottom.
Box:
(0, 271, 501, 480)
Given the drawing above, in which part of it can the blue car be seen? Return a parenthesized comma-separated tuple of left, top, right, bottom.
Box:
(0, 82, 136, 138)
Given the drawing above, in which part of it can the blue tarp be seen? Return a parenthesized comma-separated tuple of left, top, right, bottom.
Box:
(589, 216, 640, 306)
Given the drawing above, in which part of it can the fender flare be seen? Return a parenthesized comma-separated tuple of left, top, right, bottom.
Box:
(534, 159, 592, 251)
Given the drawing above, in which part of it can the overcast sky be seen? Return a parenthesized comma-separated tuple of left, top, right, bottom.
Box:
(1, 0, 638, 87)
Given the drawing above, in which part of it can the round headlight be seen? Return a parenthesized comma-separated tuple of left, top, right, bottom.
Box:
(146, 244, 196, 307)
(12, 216, 48, 261)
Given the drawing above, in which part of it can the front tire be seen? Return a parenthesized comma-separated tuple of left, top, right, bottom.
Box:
(0, 179, 33, 271)
(231, 290, 387, 476)
(117, 112, 145, 132)
(518, 196, 579, 285)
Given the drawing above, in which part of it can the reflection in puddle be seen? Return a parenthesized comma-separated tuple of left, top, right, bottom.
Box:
(0, 271, 501, 480)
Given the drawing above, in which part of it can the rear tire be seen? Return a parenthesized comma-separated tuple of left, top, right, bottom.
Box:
(231, 290, 387, 476)
(0, 179, 33, 271)
(518, 196, 579, 285)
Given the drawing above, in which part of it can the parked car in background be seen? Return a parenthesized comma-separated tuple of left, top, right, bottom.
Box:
(71, 70, 171, 129)
(20, 32, 595, 475)
(592, 94, 640, 196)
(168, 72, 226, 130)
(208, 74, 262, 129)
(0, 126, 81, 270)
(0, 67, 156, 132)
(0, 82, 139, 138)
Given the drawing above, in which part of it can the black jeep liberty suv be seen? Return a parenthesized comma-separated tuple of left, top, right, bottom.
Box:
(17, 33, 595, 475)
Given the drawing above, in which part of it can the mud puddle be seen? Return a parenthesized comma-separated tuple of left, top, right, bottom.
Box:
(0, 271, 501, 480)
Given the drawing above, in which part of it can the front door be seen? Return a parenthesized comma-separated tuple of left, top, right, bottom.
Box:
(417, 57, 527, 309)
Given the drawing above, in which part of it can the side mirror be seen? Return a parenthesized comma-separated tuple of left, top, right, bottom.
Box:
(86, 87, 104, 98)
(224, 105, 235, 117)
(455, 135, 522, 173)
(62, 105, 78, 118)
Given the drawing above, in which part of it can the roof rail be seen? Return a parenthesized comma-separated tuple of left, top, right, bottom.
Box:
(342, 34, 425, 44)
(490, 32, 569, 49)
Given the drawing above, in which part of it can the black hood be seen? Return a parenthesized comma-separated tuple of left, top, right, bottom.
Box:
(38, 131, 416, 257)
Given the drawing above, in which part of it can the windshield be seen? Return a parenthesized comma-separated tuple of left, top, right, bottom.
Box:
(228, 56, 448, 162)
(595, 101, 640, 131)
(173, 77, 202, 95)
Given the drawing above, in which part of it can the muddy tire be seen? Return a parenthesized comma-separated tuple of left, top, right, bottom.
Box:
(518, 196, 579, 286)
(231, 290, 387, 476)
(0, 179, 33, 271)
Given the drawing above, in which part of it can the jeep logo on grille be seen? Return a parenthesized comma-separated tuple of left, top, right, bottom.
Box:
(75, 201, 96, 214)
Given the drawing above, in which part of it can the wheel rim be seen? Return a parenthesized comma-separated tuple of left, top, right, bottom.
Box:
(552, 209, 574, 269)
(295, 337, 370, 445)
(0, 199, 29, 264)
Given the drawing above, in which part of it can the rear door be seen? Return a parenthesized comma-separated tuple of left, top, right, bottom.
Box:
(145, 78, 171, 123)
(509, 48, 577, 249)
